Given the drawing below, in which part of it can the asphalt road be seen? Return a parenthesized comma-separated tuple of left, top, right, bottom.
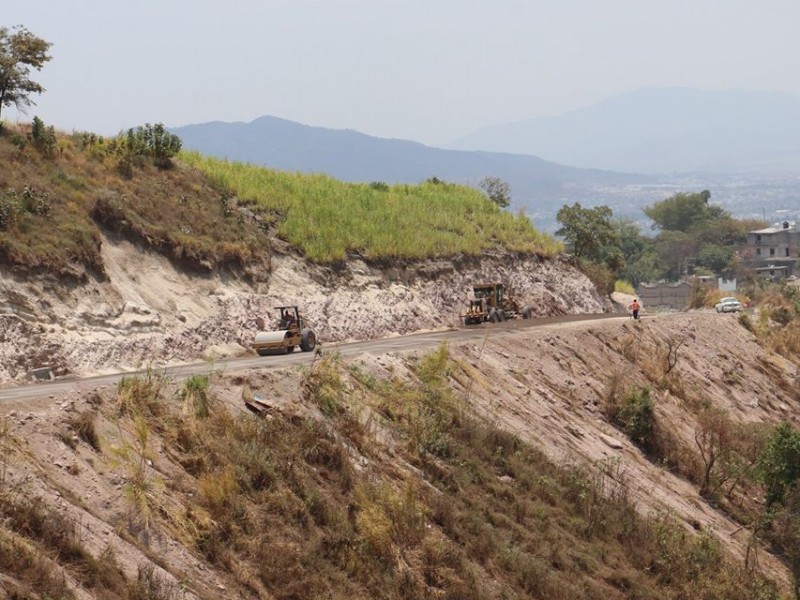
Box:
(0, 312, 629, 403)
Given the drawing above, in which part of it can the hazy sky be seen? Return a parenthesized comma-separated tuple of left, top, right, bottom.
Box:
(4, 0, 800, 146)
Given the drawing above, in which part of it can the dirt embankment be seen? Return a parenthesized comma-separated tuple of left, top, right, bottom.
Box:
(0, 235, 608, 383)
(0, 311, 798, 598)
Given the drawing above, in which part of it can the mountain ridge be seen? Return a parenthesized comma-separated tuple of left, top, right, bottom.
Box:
(446, 87, 800, 174)
(170, 114, 649, 216)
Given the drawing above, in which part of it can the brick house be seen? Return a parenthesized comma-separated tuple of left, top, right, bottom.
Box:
(742, 221, 799, 278)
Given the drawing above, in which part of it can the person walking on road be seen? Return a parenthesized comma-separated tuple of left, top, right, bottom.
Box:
(628, 298, 642, 320)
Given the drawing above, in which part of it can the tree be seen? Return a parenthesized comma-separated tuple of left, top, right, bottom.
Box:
(653, 229, 694, 280)
(0, 26, 52, 120)
(759, 421, 800, 508)
(613, 219, 661, 286)
(644, 190, 729, 233)
(555, 202, 618, 261)
(478, 176, 511, 209)
(696, 243, 733, 275)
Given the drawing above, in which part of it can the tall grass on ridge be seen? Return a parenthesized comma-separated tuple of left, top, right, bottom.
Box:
(182, 152, 562, 262)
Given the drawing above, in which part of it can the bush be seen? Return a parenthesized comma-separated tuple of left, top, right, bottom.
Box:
(759, 421, 800, 508)
(614, 280, 635, 295)
(112, 123, 182, 170)
(0, 192, 21, 229)
(580, 261, 616, 296)
(606, 386, 655, 450)
(30, 116, 57, 156)
(181, 375, 213, 418)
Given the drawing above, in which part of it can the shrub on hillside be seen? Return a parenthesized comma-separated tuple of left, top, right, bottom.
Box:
(30, 115, 57, 156)
(109, 123, 182, 171)
(580, 261, 616, 296)
(759, 421, 800, 508)
(612, 386, 655, 449)
(0, 192, 21, 229)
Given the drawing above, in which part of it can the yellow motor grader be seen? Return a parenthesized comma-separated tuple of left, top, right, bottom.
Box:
(462, 282, 532, 325)
(252, 305, 317, 355)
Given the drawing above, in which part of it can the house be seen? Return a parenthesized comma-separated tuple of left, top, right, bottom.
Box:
(743, 221, 799, 278)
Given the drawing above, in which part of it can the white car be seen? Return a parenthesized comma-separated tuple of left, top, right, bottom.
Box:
(715, 297, 743, 313)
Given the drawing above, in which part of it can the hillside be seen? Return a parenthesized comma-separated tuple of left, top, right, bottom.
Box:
(1, 312, 798, 599)
(2, 122, 800, 599)
(447, 88, 800, 174)
(0, 123, 599, 382)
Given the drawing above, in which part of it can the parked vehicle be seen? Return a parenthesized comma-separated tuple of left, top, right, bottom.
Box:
(715, 297, 743, 313)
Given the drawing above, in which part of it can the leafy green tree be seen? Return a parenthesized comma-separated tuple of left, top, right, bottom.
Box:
(478, 176, 511, 209)
(653, 230, 695, 280)
(622, 247, 661, 287)
(644, 190, 730, 233)
(696, 217, 756, 248)
(696, 243, 733, 275)
(613, 219, 656, 285)
(0, 26, 52, 120)
(556, 202, 618, 261)
(759, 421, 800, 508)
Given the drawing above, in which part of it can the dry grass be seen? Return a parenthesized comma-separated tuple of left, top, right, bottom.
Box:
(67, 408, 101, 451)
(2, 344, 790, 599)
(0, 123, 270, 278)
(142, 347, 783, 599)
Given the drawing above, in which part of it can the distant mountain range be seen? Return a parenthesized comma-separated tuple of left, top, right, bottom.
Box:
(446, 88, 800, 174)
(170, 88, 800, 230)
(170, 116, 649, 221)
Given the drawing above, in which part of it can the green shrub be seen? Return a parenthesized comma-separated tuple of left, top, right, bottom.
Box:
(181, 375, 213, 418)
(110, 123, 182, 171)
(580, 261, 616, 296)
(10, 132, 27, 151)
(759, 421, 800, 508)
(0, 192, 21, 229)
(30, 116, 57, 156)
(608, 386, 655, 450)
(614, 279, 636, 295)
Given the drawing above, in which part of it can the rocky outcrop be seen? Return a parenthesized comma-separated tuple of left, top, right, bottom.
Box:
(0, 236, 609, 382)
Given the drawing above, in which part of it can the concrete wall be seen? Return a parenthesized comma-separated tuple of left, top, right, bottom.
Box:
(637, 282, 693, 310)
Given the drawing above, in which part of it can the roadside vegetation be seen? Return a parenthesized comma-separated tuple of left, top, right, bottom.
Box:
(182, 152, 562, 263)
(556, 190, 771, 298)
(2, 346, 787, 599)
(604, 301, 800, 598)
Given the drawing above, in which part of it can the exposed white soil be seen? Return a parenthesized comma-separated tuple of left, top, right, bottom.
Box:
(2, 237, 798, 597)
(0, 235, 607, 383)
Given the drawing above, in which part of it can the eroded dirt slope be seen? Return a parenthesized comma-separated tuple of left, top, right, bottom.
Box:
(0, 311, 797, 598)
(0, 236, 607, 382)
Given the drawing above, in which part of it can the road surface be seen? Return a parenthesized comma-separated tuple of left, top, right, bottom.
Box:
(0, 313, 630, 403)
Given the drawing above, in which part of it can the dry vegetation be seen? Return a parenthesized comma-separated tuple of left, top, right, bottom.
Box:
(0, 344, 789, 599)
(0, 122, 270, 279)
(0, 121, 562, 281)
